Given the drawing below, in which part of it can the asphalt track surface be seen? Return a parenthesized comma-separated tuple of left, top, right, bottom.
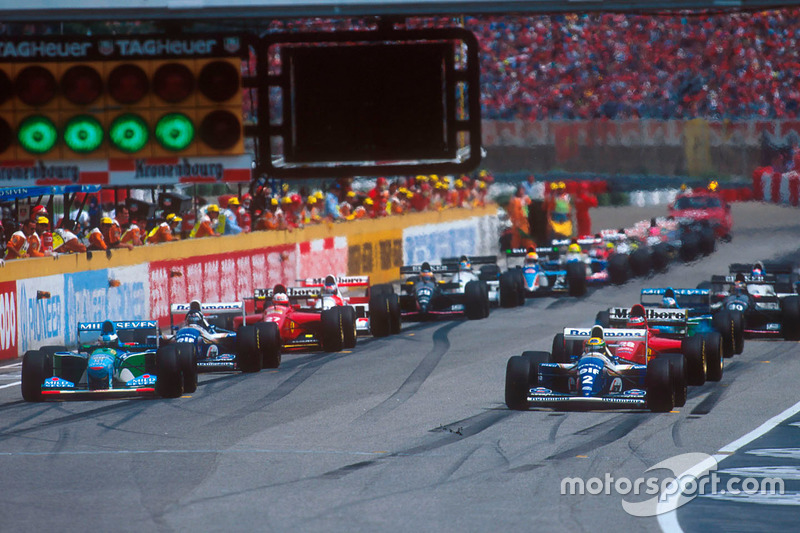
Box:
(1, 203, 799, 533)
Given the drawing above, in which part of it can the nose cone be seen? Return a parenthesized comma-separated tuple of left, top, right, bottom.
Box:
(87, 352, 115, 389)
(577, 357, 605, 397)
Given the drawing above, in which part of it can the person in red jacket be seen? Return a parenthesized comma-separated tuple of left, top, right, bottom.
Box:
(574, 181, 598, 237)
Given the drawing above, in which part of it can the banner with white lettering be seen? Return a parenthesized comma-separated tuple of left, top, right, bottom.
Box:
(0, 281, 18, 360)
(17, 275, 65, 353)
(0, 155, 252, 186)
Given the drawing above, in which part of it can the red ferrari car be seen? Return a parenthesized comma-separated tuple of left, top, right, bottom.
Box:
(668, 189, 733, 241)
(235, 284, 357, 352)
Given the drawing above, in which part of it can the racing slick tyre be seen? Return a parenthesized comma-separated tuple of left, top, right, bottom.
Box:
(512, 269, 527, 306)
(321, 307, 345, 352)
(680, 232, 700, 262)
(551, 333, 571, 363)
(607, 253, 630, 285)
(236, 325, 263, 373)
(369, 292, 392, 338)
(39, 345, 67, 358)
(652, 243, 671, 272)
(176, 343, 197, 394)
(521, 351, 553, 385)
(389, 293, 402, 335)
(699, 227, 716, 256)
(629, 247, 652, 277)
(703, 331, 724, 382)
(342, 306, 358, 349)
(713, 311, 737, 358)
(21, 349, 51, 402)
(730, 310, 745, 354)
(481, 281, 491, 317)
(595, 310, 611, 329)
(781, 296, 800, 341)
(646, 358, 675, 413)
(499, 271, 518, 308)
(681, 335, 706, 386)
(566, 261, 587, 297)
(465, 280, 487, 320)
(661, 354, 688, 408)
(505, 356, 531, 410)
(256, 322, 281, 369)
(156, 344, 183, 398)
(370, 284, 394, 298)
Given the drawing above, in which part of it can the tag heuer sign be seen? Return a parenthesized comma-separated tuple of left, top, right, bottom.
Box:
(99, 40, 114, 56)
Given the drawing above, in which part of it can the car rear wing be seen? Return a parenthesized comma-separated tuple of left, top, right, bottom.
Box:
(640, 288, 710, 307)
(551, 237, 603, 247)
(77, 320, 160, 348)
(170, 302, 246, 332)
(441, 255, 497, 266)
(608, 307, 688, 326)
(729, 262, 795, 275)
(400, 264, 456, 275)
(563, 327, 648, 343)
(299, 276, 370, 288)
(711, 274, 778, 285)
(504, 247, 561, 260)
(253, 287, 322, 301)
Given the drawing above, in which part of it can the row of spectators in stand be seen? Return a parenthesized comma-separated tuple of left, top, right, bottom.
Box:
(469, 9, 800, 120)
(2, 173, 492, 260)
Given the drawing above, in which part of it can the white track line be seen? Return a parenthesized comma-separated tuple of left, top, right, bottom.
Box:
(658, 398, 800, 532)
(0, 381, 20, 390)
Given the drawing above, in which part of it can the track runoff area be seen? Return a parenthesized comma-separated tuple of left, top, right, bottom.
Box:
(0, 202, 798, 532)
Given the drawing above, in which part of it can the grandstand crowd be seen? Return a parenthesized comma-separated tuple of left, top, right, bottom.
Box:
(1, 174, 492, 259)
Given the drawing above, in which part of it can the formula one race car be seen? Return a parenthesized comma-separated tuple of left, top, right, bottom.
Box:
(441, 255, 525, 308)
(640, 287, 742, 358)
(399, 261, 490, 320)
(167, 300, 279, 378)
(594, 303, 722, 385)
(504, 243, 598, 297)
(505, 325, 687, 413)
(709, 272, 800, 341)
(728, 262, 800, 295)
(299, 275, 401, 337)
(668, 188, 733, 242)
(241, 284, 357, 352)
(21, 319, 191, 401)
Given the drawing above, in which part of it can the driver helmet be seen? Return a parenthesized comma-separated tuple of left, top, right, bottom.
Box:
(458, 256, 471, 271)
(273, 292, 290, 306)
(420, 262, 434, 281)
(627, 311, 647, 328)
(662, 288, 678, 308)
(99, 320, 119, 347)
(733, 280, 747, 295)
(568, 243, 581, 254)
(752, 262, 764, 277)
(525, 251, 539, 264)
(585, 337, 606, 354)
(323, 275, 338, 296)
(185, 311, 205, 327)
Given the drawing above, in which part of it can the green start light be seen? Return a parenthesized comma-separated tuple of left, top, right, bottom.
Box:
(110, 114, 149, 153)
(155, 113, 194, 151)
(18, 115, 57, 155)
(64, 115, 104, 154)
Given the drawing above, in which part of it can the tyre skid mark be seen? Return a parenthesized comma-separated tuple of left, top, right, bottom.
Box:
(545, 415, 642, 460)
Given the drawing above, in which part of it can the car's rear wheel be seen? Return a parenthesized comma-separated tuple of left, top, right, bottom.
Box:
(156, 344, 183, 398)
(369, 292, 391, 337)
(781, 295, 800, 341)
(236, 325, 263, 373)
(646, 358, 674, 413)
(505, 356, 531, 411)
(176, 343, 197, 393)
(321, 307, 344, 352)
(660, 354, 687, 408)
(607, 253, 630, 285)
(629, 248, 651, 277)
(703, 331, 724, 382)
(256, 322, 281, 368)
(566, 261, 587, 296)
(681, 335, 706, 386)
(499, 271, 518, 308)
(551, 333, 570, 363)
(464, 280, 486, 320)
(713, 310, 736, 358)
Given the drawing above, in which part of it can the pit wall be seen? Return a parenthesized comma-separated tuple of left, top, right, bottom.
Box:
(0, 205, 499, 359)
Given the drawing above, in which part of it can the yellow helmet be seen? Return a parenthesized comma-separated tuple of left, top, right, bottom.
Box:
(585, 337, 606, 352)
(100, 216, 114, 225)
(550, 182, 558, 191)
(708, 180, 719, 192)
(314, 190, 324, 200)
(346, 190, 356, 198)
(281, 196, 292, 205)
(36, 216, 50, 225)
(206, 204, 220, 213)
(271, 198, 279, 206)
(364, 198, 374, 206)
(558, 181, 566, 189)
(568, 243, 581, 253)
(227, 197, 240, 206)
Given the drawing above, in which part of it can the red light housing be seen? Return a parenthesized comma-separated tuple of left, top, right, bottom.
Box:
(15, 65, 57, 106)
(0, 117, 13, 153)
(199, 110, 241, 150)
(61, 65, 103, 105)
(153, 63, 194, 103)
(108, 64, 149, 105)
(0, 69, 12, 106)
(198, 60, 239, 102)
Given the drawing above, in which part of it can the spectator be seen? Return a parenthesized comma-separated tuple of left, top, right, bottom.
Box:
(575, 182, 599, 236)
(190, 204, 222, 238)
(36, 216, 53, 254)
(53, 219, 87, 254)
(146, 213, 182, 244)
(220, 198, 243, 235)
(4, 218, 42, 259)
(115, 204, 143, 246)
